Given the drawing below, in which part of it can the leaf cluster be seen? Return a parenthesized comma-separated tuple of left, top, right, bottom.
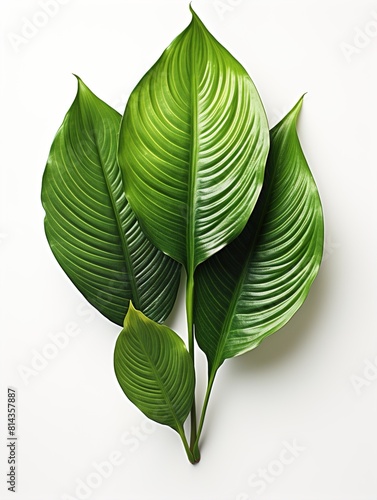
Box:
(41, 6, 324, 464)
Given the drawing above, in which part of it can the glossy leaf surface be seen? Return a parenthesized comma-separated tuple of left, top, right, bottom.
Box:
(114, 303, 195, 432)
(41, 78, 181, 326)
(194, 97, 324, 374)
(118, 7, 269, 273)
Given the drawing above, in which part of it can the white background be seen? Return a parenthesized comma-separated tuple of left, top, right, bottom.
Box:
(1, 0, 376, 499)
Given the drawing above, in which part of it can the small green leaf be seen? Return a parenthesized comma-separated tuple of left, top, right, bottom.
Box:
(114, 303, 195, 434)
(118, 6, 269, 274)
(194, 97, 324, 375)
(41, 77, 181, 326)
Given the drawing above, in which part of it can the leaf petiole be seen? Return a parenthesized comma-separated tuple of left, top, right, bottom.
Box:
(177, 426, 197, 464)
(191, 368, 217, 461)
(186, 270, 198, 453)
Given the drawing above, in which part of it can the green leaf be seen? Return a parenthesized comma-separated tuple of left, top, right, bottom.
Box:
(118, 6, 269, 274)
(114, 303, 195, 435)
(194, 97, 324, 375)
(41, 77, 181, 326)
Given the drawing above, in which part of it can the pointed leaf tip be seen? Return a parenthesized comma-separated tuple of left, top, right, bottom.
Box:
(72, 75, 90, 99)
(72, 74, 85, 89)
(292, 94, 305, 116)
(188, 3, 205, 29)
(273, 94, 306, 132)
(123, 300, 135, 327)
(290, 94, 308, 121)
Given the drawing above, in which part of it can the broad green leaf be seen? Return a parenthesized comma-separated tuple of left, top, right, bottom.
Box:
(114, 303, 195, 433)
(118, 6, 269, 273)
(41, 77, 181, 326)
(194, 97, 324, 375)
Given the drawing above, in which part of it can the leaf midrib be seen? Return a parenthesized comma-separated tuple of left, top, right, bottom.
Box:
(137, 332, 183, 433)
(89, 110, 141, 309)
(186, 26, 199, 274)
(210, 149, 279, 376)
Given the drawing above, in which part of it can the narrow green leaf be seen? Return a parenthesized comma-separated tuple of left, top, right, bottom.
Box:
(114, 303, 195, 433)
(41, 77, 181, 326)
(118, 6, 269, 274)
(194, 97, 324, 375)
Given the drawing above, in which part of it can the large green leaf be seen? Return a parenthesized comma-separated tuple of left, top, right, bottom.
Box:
(41, 77, 181, 326)
(114, 303, 195, 455)
(118, 6, 269, 274)
(194, 97, 324, 375)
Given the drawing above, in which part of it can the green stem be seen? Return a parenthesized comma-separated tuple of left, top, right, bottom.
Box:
(186, 270, 195, 362)
(186, 269, 198, 453)
(177, 426, 196, 464)
(192, 368, 217, 460)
